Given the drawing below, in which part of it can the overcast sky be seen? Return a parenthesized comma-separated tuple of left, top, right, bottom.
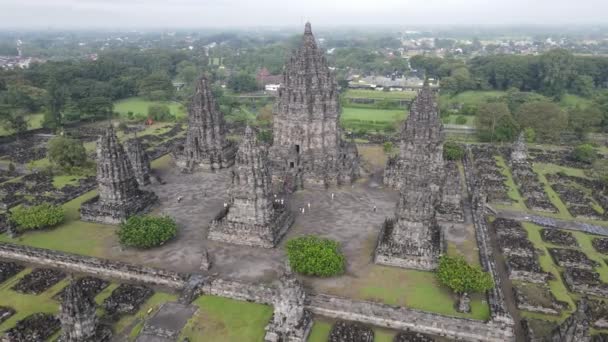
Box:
(0, 0, 606, 29)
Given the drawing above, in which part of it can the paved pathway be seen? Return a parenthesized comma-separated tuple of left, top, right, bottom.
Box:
(493, 207, 608, 236)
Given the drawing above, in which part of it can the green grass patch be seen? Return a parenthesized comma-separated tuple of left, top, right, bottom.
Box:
(358, 266, 490, 321)
(341, 107, 406, 123)
(559, 94, 593, 109)
(532, 164, 574, 220)
(113, 292, 178, 335)
(0, 113, 44, 137)
(0, 190, 116, 257)
(180, 295, 273, 341)
(343, 89, 417, 100)
(52, 174, 84, 189)
(114, 97, 186, 120)
(0, 268, 68, 332)
(494, 155, 526, 209)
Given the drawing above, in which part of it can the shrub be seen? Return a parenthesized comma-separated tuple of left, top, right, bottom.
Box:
(286, 236, 345, 277)
(443, 141, 464, 161)
(47, 136, 87, 172)
(455, 116, 468, 125)
(572, 144, 597, 164)
(436, 255, 493, 295)
(383, 141, 394, 154)
(118, 215, 177, 249)
(11, 203, 65, 232)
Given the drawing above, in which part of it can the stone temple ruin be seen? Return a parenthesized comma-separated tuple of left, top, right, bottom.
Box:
(58, 281, 111, 342)
(264, 270, 312, 342)
(80, 126, 158, 224)
(176, 75, 236, 172)
(124, 134, 151, 187)
(208, 126, 294, 248)
(376, 85, 445, 270)
(270, 23, 359, 190)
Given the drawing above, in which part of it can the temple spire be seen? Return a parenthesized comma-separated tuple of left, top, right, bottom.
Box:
(304, 22, 312, 35)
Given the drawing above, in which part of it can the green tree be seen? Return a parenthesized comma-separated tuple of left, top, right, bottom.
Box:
(286, 236, 345, 277)
(47, 136, 87, 172)
(475, 102, 518, 142)
(436, 255, 493, 310)
(515, 101, 568, 142)
(138, 72, 174, 100)
(383, 141, 394, 154)
(147, 104, 173, 121)
(539, 49, 575, 99)
(523, 127, 536, 143)
(44, 76, 67, 129)
(572, 144, 597, 164)
(443, 142, 464, 160)
(227, 73, 258, 93)
(569, 105, 602, 139)
(591, 159, 608, 190)
(77, 97, 113, 120)
(571, 75, 595, 98)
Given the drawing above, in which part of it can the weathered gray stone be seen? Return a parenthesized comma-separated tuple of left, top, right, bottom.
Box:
(437, 160, 464, 222)
(264, 270, 312, 342)
(59, 281, 111, 342)
(550, 298, 591, 342)
(176, 75, 235, 171)
(510, 132, 528, 163)
(209, 126, 294, 248)
(270, 23, 359, 190)
(124, 134, 151, 186)
(80, 126, 158, 224)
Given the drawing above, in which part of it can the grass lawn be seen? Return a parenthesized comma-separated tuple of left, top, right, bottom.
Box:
(494, 155, 526, 210)
(180, 295, 273, 341)
(114, 97, 186, 120)
(0, 268, 68, 332)
(309, 319, 395, 342)
(521, 222, 608, 322)
(440, 91, 506, 108)
(341, 107, 406, 123)
(445, 114, 475, 126)
(343, 89, 417, 101)
(0, 190, 116, 257)
(0, 113, 44, 137)
(356, 266, 490, 321)
(559, 94, 594, 109)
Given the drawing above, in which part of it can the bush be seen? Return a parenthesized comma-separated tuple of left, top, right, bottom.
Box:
(436, 255, 493, 295)
(47, 136, 87, 172)
(454, 116, 468, 125)
(572, 144, 597, 164)
(117, 215, 177, 249)
(443, 141, 464, 161)
(148, 104, 173, 122)
(11, 203, 65, 232)
(286, 236, 345, 277)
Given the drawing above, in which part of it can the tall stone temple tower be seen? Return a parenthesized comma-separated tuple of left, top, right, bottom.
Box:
(176, 75, 235, 171)
(125, 135, 151, 186)
(375, 84, 445, 270)
(80, 126, 158, 224)
(384, 83, 445, 194)
(59, 282, 111, 342)
(270, 22, 359, 190)
(208, 126, 294, 248)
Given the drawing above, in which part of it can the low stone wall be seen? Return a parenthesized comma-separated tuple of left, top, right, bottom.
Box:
(464, 147, 515, 328)
(308, 294, 515, 342)
(0, 242, 187, 289)
(202, 278, 276, 305)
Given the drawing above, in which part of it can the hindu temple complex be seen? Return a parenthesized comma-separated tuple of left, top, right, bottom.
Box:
(208, 126, 294, 248)
(80, 126, 158, 224)
(176, 75, 235, 172)
(124, 135, 151, 187)
(270, 23, 359, 190)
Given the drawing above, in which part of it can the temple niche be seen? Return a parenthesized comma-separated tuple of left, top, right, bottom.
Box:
(376, 84, 445, 270)
(175, 75, 235, 172)
(124, 135, 151, 187)
(208, 126, 294, 248)
(270, 22, 359, 191)
(80, 126, 158, 225)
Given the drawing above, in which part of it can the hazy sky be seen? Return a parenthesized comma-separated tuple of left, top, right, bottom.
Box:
(0, 0, 606, 29)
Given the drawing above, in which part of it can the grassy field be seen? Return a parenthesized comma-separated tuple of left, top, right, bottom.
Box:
(114, 97, 186, 120)
(180, 296, 273, 341)
(521, 222, 608, 323)
(0, 113, 44, 136)
(440, 91, 506, 108)
(559, 94, 594, 108)
(494, 155, 526, 210)
(444, 114, 475, 126)
(341, 107, 406, 123)
(343, 89, 417, 100)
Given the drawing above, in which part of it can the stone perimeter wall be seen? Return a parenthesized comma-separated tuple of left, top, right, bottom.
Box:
(0, 242, 187, 289)
(463, 147, 515, 330)
(0, 242, 515, 341)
